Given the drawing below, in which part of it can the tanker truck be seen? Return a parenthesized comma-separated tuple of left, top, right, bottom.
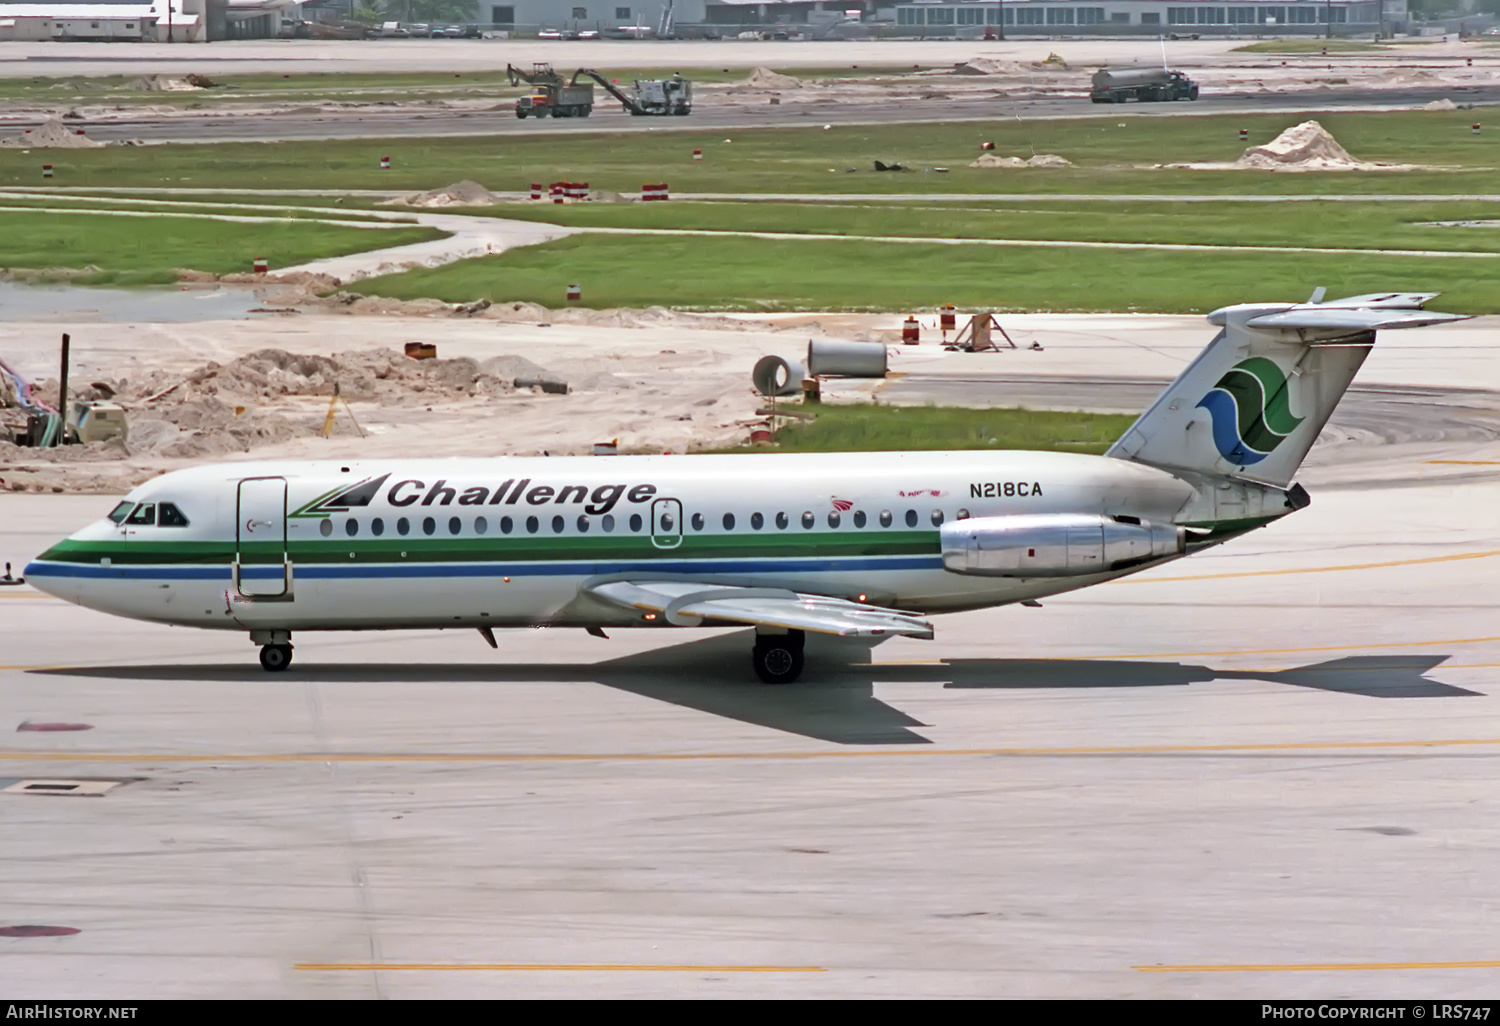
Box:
(1090, 67, 1199, 104)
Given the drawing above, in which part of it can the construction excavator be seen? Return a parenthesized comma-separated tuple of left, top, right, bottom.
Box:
(506, 63, 692, 119)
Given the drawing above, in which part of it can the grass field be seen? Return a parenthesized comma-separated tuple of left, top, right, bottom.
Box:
(355, 232, 1497, 313)
(482, 198, 1500, 254)
(0, 210, 443, 285)
(1231, 40, 1388, 53)
(726, 404, 1136, 454)
(0, 66, 922, 105)
(13, 106, 1500, 310)
(4, 111, 1497, 197)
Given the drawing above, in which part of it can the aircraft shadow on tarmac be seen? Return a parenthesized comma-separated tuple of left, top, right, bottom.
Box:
(34, 634, 1479, 747)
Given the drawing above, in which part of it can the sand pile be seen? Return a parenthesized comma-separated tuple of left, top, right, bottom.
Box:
(173, 347, 562, 407)
(387, 180, 499, 207)
(1230, 120, 1420, 172)
(1424, 98, 1459, 111)
(1236, 121, 1359, 170)
(952, 59, 1028, 76)
(0, 118, 105, 149)
(125, 74, 205, 92)
(970, 153, 1072, 168)
(741, 67, 803, 90)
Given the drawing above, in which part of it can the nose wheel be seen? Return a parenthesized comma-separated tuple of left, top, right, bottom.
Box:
(259, 643, 293, 672)
(752, 630, 804, 685)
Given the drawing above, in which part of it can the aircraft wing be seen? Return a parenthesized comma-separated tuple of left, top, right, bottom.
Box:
(1244, 308, 1471, 332)
(585, 580, 935, 639)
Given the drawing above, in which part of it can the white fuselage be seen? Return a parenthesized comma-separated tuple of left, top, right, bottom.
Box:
(26, 450, 1205, 633)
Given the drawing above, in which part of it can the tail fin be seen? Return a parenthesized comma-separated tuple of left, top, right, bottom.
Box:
(1106, 292, 1468, 487)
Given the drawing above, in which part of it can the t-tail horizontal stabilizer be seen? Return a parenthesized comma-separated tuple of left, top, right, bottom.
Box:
(1107, 291, 1470, 487)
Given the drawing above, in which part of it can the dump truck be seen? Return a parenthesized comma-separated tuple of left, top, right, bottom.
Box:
(1089, 67, 1199, 104)
(507, 63, 692, 119)
(508, 63, 593, 119)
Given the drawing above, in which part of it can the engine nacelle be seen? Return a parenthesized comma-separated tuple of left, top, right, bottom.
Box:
(940, 514, 1186, 578)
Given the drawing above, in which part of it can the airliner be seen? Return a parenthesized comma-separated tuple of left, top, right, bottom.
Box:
(24, 293, 1465, 683)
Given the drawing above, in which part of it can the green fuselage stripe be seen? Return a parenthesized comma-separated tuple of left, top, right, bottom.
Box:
(40, 530, 942, 567)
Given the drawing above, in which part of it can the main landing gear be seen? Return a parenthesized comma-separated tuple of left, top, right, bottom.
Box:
(752, 629, 805, 685)
(251, 630, 293, 673)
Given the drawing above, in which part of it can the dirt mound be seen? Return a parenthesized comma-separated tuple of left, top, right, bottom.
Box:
(0, 118, 105, 149)
(742, 67, 803, 90)
(970, 153, 1072, 168)
(388, 180, 499, 207)
(971, 154, 1027, 168)
(125, 74, 205, 92)
(953, 59, 1028, 76)
(1237, 121, 1357, 169)
(1424, 98, 1459, 111)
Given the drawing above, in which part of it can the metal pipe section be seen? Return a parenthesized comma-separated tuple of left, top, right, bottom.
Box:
(751, 355, 806, 397)
(806, 339, 887, 378)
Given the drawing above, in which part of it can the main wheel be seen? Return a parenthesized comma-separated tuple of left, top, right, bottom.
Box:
(515, 109, 527, 119)
(752, 632, 805, 685)
(259, 643, 293, 673)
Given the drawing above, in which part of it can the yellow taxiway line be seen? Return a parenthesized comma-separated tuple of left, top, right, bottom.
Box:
(1126, 547, 1500, 585)
(1136, 960, 1500, 973)
(3, 736, 1500, 766)
(295, 962, 825, 973)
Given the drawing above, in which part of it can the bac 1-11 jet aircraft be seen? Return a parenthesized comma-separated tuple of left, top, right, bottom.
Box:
(25, 293, 1467, 683)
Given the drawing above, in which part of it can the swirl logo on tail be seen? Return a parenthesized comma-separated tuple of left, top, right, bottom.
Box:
(1196, 357, 1304, 466)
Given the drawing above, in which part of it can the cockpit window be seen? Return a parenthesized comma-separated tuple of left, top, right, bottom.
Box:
(125, 503, 156, 526)
(157, 503, 189, 528)
(107, 502, 134, 524)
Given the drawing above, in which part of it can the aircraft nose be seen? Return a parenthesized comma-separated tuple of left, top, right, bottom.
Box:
(23, 541, 82, 604)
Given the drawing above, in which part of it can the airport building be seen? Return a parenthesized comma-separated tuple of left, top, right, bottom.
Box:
(464, 0, 1409, 35)
(0, 0, 301, 40)
(887, 0, 1408, 34)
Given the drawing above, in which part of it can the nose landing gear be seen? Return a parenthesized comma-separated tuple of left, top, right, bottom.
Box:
(250, 630, 294, 672)
(752, 629, 805, 685)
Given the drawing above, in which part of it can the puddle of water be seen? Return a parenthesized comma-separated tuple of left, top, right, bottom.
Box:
(0, 281, 279, 323)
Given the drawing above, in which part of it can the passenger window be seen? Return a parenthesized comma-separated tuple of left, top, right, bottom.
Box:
(957, 508, 970, 520)
(526, 516, 540, 534)
(602, 514, 615, 532)
(125, 503, 155, 526)
(449, 516, 461, 536)
(853, 510, 866, 528)
(552, 515, 565, 534)
(905, 509, 918, 528)
(107, 502, 134, 524)
(629, 513, 643, 532)
(827, 511, 840, 528)
(577, 515, 589, 533)
(422, 517, 436, 536)
(691, 512, 704, 531)
(474, 517, 487, 535)
(751, 512, 763, 530)
(372, 517, 385, 536)
(931, 510, 944, 526)
(775, 512, 789, 530)
(500, 516, 512, 534)
(397, 517, 411, 536)
(158, 502, 189, 527)
(319, 520, 333, 537)
(880, 510, 893, 528)
(723, 512, 735, 530)
(801, 511, 814, 529)
(345, 519, 359, 537)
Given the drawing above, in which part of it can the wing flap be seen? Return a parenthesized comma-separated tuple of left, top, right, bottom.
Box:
(586, 580, 934, 639)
